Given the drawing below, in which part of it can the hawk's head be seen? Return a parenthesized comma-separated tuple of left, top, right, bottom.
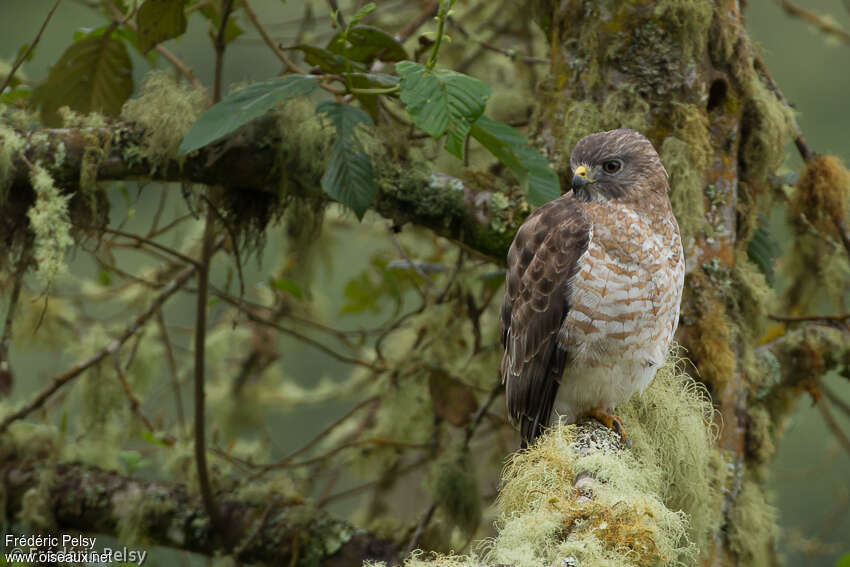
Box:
(568, 128, 668, 202)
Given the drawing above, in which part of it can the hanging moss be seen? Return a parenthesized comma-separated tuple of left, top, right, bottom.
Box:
(0, 121, 25, 201)
(430, 449, 482, 536)
(791, 154, 850, 236)
(739, 77, 793, 195)
(403, 356, 723, 567)
(727, 477, 778, 567)
(120, 70, 208, 174)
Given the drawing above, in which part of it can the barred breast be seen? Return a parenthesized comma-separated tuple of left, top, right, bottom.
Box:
(552, 201, 684, 423)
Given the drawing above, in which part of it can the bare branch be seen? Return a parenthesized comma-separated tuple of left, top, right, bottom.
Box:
(0, 0, 63, 94)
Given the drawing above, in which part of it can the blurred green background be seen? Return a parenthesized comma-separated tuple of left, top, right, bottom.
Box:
(1, 0, 848, 565)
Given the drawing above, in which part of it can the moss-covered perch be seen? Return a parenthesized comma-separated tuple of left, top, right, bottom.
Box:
(1, 112, 521, 266)
(0, 434, 397, 566)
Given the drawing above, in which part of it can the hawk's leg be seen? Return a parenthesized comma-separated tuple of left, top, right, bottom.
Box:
(583, 406, 630, 448)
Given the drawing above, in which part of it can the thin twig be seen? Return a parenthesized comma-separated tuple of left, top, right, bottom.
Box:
(214, 293, 380, 369)
(103, 0, 203, 89)
(276, 397, 378, 465)
(327, 0, 345, 29)
(768, 313, 850, 323)
(213, 0, 235, 102)
(406, 502, 437, 556)
(100, 227, 201, 267)
(0, 0, 62, 94)
(0, 260, 202, 433)
(319, 456, 428, 505)
(242, 0, 304, 73)
(0, 248, 29, 394)
(778, 0, 850, 45)
(112, 350, 173, 444)
(822, 383, 850, 419)
(389, 227, 435, 294)
(818, 397, 850, 458)
(396, 0, 439, 43)
(448, 17, 548, 65)
(156, 310, 186, 432)
(753, 55, 814, 162)
(463, 381, 504, 447)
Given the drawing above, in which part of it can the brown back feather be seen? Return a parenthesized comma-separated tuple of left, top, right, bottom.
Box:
(499, 195, 591, 445)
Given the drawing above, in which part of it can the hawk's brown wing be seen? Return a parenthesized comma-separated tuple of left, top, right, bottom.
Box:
(499, 195, 591, 445)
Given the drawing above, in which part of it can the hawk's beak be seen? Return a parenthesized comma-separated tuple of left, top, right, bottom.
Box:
(572, 165, 593, 190)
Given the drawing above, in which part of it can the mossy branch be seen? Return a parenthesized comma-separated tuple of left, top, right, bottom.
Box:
(0, 446, 396, 566)
(4, 119, 520, 264)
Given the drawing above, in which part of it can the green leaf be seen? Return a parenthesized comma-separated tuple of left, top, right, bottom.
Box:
(328, 25, 408, 63)
(136, 0, 187, 53)
(178, 75, 318, 155)
(396, 61, 490, 159)
(39, 29, 134, 126)
(272, 278, 304, 300)
(113, 27, 159, 65)
(470, 116, 560, 206)
(747, 219, 779, 286)
(837, 553, 850, 567)
(349, 2, 376, 27)
(317, 101, 378, 219)
(286, 44, 367, 74)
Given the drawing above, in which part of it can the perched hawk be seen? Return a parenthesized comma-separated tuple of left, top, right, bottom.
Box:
(499, 128, 684, 446)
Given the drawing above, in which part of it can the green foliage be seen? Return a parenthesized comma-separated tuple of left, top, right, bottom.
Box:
(397, 61, 490, 159)
(317, 100, 378, 219)
(39, 27, 134, 126)
(287, 45, 367, 74)
(431, 452, 482, 535)
(328, 25, 407, 64)
(178, 75, 318, 155)
(136, 0, 187, 53)
(747, 221, 780, 285)
(271, 278, 305, 300)
(26, 164, 73, 287)
(470, 116, 560, 206)
(121, 70, 207, 171)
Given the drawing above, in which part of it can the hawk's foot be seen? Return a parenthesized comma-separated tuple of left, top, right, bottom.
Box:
(584, 407, 630, 448)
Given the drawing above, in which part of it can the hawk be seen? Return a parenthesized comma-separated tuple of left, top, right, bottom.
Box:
(499, 128, 684, 446)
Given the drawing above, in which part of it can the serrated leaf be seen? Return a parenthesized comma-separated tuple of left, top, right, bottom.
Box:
(178, 75, 318, 155)
(747, 220, 779, 286)
(272, 278, 304, 300)
(286, 44, 367, 74)
(137, 0, 187, 53)
(470, 115, 560, 206)
(328, 25, 408, 63)
(396, 61, 490, 160)
(39, 30, 134, 126)
(317, 101, 377, 219)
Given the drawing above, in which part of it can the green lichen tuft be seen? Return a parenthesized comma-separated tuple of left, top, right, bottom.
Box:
(653, 0, 714, 58)
(405, 355, 722, 566)
(0, 121, 25, 200)
(727, 477, 778, 567)
(120, 71, 209, 173)
(26, 163, 74, 287)
(430, 451, 482, 535)
(19, 466, 57, 531)
(791, 154, 850, 237)
(739, 77, 793, 194)
(662, 136, 707, 240)
(619, 353, 724, 554)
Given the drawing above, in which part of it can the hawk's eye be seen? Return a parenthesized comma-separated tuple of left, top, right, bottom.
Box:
(602, 159, 623, 174)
